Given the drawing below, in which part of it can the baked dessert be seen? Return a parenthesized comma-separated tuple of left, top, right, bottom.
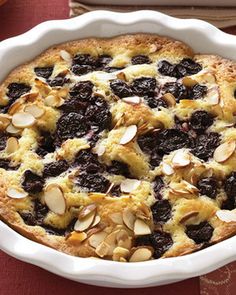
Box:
(0, 34, 236, 262)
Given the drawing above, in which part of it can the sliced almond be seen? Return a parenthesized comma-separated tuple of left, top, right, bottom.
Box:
(182, 76, 198, 87)
(45, 95, 64, 107)
(66, 231, 87, 244)
(109, 212, 123, 225)
(88, 231, 108, 248)
(7, 188, 28, 199)
(172, 149, 191, 168)
(206, 86, 220, 105)
(179, 211, 199, 224)
(95, 241, 110, 257)
(122, 96, 141, 105)
(122, 208, 136, 230)
(60, 50, 72, 62)
(12, 112, 36, 128)
(182, 180, 199, 194)
(5, 137, 19, 154)
(91, 215, 101, 227)
(216, 210, 236, 223)
(120, 179, 141, 193)
(116, 72, 126, 81)
(8, 101, 23, 115)
(6, 123, 21, 135)
(35, 78, 51, 97)
(74, 210, 96, 232)
(0, 114, 11, 129)
(162, 93, 176, 107)
(149, 43, 162, 53)
(112, 246, 130, 261)
(24, 104, 45, 118)
(119, 125, 137, 145)
(129, 247, 152, 262)
(44, 184, 66, 215)
(134, 219, 151, 236)
(213, 141, 235, 163)
(162, 162, 174, 176)
(78, 203, 97, 219)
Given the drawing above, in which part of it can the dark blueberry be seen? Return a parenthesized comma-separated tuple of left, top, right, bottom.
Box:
(36, 131, 55, 157)
(107, 160, 130, 177)
(34, 199, 49, 223)
(134, 235, 152, 247)
(20, 212, 37, 226)
(189, 84, 207, 100)
(157, 60, 174, 76)
(7, 83, 31, 100)
(43, 225, 66, 236)
(22, 170, 45, 194)
(179, 58, 202, 75)
(191, 132, 220, 161)
(153, 176, 165, 199)
(131, 77, 157, 96)
(34, 67, 53, 79)
(71, 64, 94, 75)
(222, 172, 236, 210)
(43, 160, 69, 178)
(0, 132, 7, 151)
(109, 185, 121, 197)
(162, 82, 187, 102)
(197, 177, 218, 199)
(55, 112, 89, 143)
(96, 55, 113, 69)
(72, 54, 96, 66)
(74, 149, 104, 173)
(59, 97, 87, 114)
(145, 96, 168, 109)
(186, 221, 214, 244)
(0, 159, 11, 170)
(189, 110, 214, 132)
(151, 199, 172, 223)
(48, 75, 70, 87)
(157, 129, 190, 154)
(110, 80, 133, 98)
(172, 64, 188, 78)
(85, 96, 112, 131)
(150, 231, 173, 258)
(131, 55, 151, 65)
(104, 67, 124, 73)
(138, 132, 158, 154)
(149, 151, 163, 168)
(69, 81, 94, 100)
(76, 173, 110, 193)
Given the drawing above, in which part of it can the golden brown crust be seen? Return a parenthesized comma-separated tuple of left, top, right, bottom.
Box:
(0, 33, 236, 262)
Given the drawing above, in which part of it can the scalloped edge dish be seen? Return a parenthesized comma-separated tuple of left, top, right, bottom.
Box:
(0, 10, 236, 288)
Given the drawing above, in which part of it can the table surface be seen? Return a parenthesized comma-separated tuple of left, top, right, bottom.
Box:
(0, 1, 235, 294)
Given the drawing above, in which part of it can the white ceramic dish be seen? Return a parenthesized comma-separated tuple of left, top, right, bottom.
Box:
(0, 10, 236, 288)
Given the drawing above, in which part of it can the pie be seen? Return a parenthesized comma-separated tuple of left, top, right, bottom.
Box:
(0, 34, 236, 262)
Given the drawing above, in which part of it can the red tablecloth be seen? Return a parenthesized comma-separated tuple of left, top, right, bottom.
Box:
(0, 1, 235, 294)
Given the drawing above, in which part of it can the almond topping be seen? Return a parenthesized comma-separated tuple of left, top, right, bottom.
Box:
(119, 125, 137, 145)
(206, 86, 220, 105)
(88, 231, 108, 248)
(180, 211, 199, 224)
(122, 96, 141, 105)
(8, 101, 23, 115)
(162, 162, 174, 176)
(116, 72, 127, 81)
(172, 149, 191, 168)
(182, 76, 198, 87)
(44, 184, 66, 215)
(12, 112, 36, 128)
(60, 50, 72, 62)
(0, 114, 11, 129)
(122, 208, 136, 230)
(129, 247, 152, 262)
(216, 210, 236, 223)
(45, 95, 64, 107)
(78, 203, 97, 219)
(91, 215, 101, 227)
(6, 124, 21, 135)
(95, 241, 110, 257)
(120, 179, 141, 193)
(24, 104, 45, 118)
(74, 210, 96, 232)
(134, 219, 151, 236)
(7, 188, 28, 199)
(5, 137, 19, 154)
(92, 145, 105, 156)
(162, 93, 176, 107)
(112, 247, 130, 261)
(213, 141, 235, 163)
